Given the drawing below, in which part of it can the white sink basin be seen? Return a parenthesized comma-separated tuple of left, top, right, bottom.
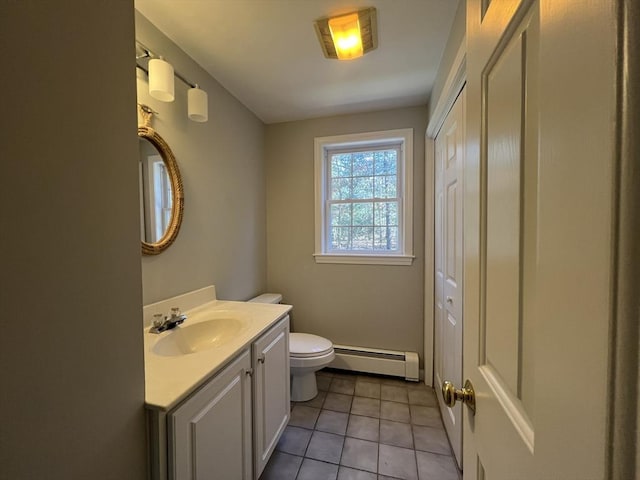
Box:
(153, 314, 247, 357)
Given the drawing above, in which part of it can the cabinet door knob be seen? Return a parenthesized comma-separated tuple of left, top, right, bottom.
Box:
(246, 368, 253, 377)
(258, 354, 266, 364)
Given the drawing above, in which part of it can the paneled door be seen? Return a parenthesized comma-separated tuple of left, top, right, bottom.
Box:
(434, 86, 465, 468)
(457, 0, 617, 479)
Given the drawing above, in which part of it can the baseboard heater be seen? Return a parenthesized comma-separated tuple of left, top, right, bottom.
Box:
(329, 344, 420, 382)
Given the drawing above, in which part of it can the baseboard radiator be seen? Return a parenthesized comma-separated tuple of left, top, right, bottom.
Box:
(329, 345, 420, 382)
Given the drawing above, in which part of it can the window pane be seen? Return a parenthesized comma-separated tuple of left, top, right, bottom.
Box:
(374, 175, 397, 198)
(331, 177, 351, 200)
(352, 176, 373, 199)
(353, 202, 373, 226)
(330, 204, 351, 226)
(352, 151, 374, 176)
(374, 202, 399, 226)
(373, 226, 399, 250)
(352, 226, 373, 250)
(331, 153, 351, 178)
(374, 150, 397, 175)
(330, 227, 351, 250)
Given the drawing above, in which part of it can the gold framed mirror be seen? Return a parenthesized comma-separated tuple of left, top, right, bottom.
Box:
(138, 106, 184, 255)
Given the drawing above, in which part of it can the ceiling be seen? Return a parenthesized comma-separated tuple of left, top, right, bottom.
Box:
(134, 0, 460, 124)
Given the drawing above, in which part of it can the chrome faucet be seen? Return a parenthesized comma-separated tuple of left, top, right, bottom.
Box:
(149, 307, 187, 334)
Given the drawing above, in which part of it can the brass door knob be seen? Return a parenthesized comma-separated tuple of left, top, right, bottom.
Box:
(442, 379, 476, 414)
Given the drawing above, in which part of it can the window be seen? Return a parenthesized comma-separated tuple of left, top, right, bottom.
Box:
(314, 129, 414, 265)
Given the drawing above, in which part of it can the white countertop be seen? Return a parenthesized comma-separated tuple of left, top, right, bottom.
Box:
(144, 299, 292, 411)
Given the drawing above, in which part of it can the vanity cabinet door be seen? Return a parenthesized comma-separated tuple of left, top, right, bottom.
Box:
(168, 350, 252, 480)
(252, 315, 290, 478)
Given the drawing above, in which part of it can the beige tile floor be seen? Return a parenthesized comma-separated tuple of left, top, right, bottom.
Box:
(259, 369, 461, 480)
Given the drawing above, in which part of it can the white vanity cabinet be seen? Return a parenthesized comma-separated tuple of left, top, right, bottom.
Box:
(168, 350, 253, 480)
(252, 316, 290, 478)
(148, 314, 291, 480)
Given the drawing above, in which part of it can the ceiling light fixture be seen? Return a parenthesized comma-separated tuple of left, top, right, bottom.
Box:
(314, 7, 377, 60)
(136, 41, 209, 123)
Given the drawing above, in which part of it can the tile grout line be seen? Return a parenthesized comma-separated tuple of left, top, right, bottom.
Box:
(413, 433, 420, 480)
(336, 417, 346, 477)
(376, 418, 381, 477)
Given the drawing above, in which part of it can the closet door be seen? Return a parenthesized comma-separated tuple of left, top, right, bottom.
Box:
(434, 86, 465, 468)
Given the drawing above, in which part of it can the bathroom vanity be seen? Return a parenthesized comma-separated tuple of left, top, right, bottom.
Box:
(143, 287, 292, 480)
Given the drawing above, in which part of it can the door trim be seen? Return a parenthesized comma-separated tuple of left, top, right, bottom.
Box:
(427, 39, 467, 138)
(424, 38, 466, 388)
(424, 134, 435, 387)
(608, 1, 640, 478)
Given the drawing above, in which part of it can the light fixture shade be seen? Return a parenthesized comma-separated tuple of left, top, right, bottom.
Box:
(188, 86, 208, 122)
(314, 8, 377, 61)
(328, 13, 363, 60)
(148, 58, 175, 102)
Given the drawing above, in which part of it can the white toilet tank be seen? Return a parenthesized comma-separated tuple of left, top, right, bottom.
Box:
(248, 293, 282, 304)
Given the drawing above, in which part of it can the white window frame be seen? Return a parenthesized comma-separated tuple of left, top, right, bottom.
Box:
(314, 128, 414, 265)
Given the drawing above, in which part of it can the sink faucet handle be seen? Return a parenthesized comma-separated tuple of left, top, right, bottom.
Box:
(152, 313, 165, 327)
(170, 307, 181, 318)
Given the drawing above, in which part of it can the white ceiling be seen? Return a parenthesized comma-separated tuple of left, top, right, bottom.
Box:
(135, 0, 460, 124)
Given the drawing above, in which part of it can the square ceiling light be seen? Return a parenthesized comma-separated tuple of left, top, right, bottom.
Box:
(314, 7, 378, 60)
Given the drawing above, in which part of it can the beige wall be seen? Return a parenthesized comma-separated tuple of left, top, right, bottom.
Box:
(136, 13, 267, 305)
(0, 2, 147, 479)
(265, 107, 427, 362)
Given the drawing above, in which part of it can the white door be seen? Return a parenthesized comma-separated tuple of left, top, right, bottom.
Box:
(434, 87, 465, 467)
(453, 1, 617, 479)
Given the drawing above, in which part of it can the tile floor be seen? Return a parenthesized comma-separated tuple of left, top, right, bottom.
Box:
(259, 369, 461, 480)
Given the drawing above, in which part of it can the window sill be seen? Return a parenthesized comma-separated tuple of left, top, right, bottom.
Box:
(313, 253, 415, 266)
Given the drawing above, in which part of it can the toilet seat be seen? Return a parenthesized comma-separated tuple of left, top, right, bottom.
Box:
(290, 333, 333, 358)
(289, 349, 335, 369)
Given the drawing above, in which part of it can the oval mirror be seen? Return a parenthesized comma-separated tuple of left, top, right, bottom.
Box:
(138, 125, 184, 255)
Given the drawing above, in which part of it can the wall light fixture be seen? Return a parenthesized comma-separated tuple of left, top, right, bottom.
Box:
(148, 57, 175, 102)
(136, 42, 208, 123)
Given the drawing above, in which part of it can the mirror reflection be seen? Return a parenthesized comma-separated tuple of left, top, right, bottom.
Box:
(137, 120, 184, 256)
(139, 137, 173, 243)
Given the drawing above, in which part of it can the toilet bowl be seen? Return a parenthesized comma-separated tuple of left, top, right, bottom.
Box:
(289, 332, 335, 401)
(248, 293, 335, 402)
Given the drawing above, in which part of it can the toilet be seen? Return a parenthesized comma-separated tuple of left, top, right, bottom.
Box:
(248, 293, 335, 401)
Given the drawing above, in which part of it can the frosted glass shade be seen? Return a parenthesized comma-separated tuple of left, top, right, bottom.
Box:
(328, 13, 363, 60)
(188, 87, 208, 122)
(148, 58, 175, 102)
